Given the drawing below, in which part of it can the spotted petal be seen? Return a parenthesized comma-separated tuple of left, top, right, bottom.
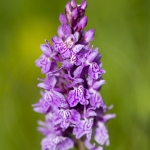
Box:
(73, 118, 93, 140)
(52, 36, 71, 58)
(41, 135, 74, 150)
(68, 85, 87, 107)
(88, 62, 106, 80)
(68, 89, 79, 107)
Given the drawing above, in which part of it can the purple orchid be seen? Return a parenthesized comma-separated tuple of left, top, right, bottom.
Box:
(53, 108, 81, 129)
(73, 118, 94, 140)
(41, 135, 74, 150)
(68, 85, 89, 107)
(33, 0, 115, 150)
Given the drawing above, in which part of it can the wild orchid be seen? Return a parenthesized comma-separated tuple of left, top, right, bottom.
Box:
(33, 0, 115, 150)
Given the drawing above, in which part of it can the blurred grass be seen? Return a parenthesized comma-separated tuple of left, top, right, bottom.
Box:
(0, 0, 150, 150)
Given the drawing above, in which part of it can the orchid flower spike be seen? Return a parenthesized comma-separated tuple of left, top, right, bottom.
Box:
(33, 0, 115, 150)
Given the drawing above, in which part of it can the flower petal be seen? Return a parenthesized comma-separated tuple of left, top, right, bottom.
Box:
(92, 80, 106, 90)
(40, 41, 52, 57)
(47, 75, 57, 87)
(32, 98, 50, 114)
(73, 65, 84, 77)
(52, 36, 71, 58)
(102, 114, 116, 123)
(74, 31, 80, 42)
(62, 24, 72, 36)
(38, 75, 57, 90)
(87, 48, 98, 63)
(94, 122, 109, 146)
(84, 29, 95, 43)
(57, 25, 65, 39)
(36, 55, 51, 74)
(52, 91, 68, 108)
(63, 59, 73, 69)
(70, 109, 81, 124)
(72, 44, 84, 53)
(41, 135, 74, 150)
(57, 137, 74, 150)
(73, 118, 93, 140)
(90, 91, 105, 108)
(86, 108, 97, 117)
(88, 62, 105, 80)
(68, 89, 79, 107)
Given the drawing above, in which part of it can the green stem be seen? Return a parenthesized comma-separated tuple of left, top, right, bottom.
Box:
(77, 139, 86, 150)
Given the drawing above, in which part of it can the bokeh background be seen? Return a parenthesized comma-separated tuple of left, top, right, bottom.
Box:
(0, 0, 150, 150)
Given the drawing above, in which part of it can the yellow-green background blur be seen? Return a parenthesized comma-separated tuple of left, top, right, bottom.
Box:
(0, 0, 150, 150)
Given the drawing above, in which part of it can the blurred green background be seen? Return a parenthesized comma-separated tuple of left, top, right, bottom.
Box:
(0, 0, 150, 150)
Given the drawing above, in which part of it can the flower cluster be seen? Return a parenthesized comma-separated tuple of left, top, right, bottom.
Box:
(33, 0, 115, 150)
